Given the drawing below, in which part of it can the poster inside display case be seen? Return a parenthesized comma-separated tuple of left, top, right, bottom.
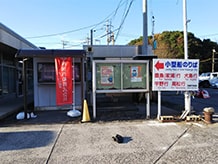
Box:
(96, 63, 121, 90)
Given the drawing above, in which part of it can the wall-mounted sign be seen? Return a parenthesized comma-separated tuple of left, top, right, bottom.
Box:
(152, 59, 199, 91)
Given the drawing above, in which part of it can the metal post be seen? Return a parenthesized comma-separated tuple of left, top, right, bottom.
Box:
(183, 0, 191, 114)
(81, 57, 85, 109)
(90, 29, 93, 46)
(146, 92, 150, 119)
(86, 29, 94, 104)
(22, 58, 28, 119)
(92, 61, 96, 119)
(157, 91, 161, 119)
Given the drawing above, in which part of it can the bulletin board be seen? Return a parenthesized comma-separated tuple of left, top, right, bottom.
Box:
(93, 60, 149, 93)
(92, 59, 150, 119)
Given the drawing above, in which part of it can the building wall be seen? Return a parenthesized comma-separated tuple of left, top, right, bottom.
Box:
(84, 45, 139, 58)
(0, 23, 38, 98)
(0, 51, 16, 96)
(83, 45, 154, 58)
(33, 58, 83, 110)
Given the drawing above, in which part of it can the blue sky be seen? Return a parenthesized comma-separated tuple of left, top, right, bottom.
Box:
(1, 0, 218, 49)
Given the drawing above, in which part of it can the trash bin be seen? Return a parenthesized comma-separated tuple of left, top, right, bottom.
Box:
(203, 107, 215, 124)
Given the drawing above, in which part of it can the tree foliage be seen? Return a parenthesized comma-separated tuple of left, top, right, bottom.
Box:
(128, 31, 218, 73)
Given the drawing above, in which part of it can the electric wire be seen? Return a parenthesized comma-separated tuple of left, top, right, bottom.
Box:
(26, 0, 131, 40)
(112, 0, 126, 20)
(115, 0, 135, 42)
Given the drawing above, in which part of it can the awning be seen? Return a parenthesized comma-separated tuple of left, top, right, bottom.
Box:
(15, 49, 86, 58)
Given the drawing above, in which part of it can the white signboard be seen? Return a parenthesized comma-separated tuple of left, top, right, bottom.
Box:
(152, 59, 199, 91)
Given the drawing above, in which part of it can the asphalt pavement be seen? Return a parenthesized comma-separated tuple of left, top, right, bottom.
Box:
(1, 118, 218, 164)
(161, 88, 218, 115)
(0, 91, 218, 164)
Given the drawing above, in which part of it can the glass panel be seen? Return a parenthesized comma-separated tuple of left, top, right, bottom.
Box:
(3, 54, 14, 66)
(38, 63, 55, 83)
(0, 65, 2, 95)
(74, 63, 81, 82)
(2, 66, 9, 94)
(28, 69, 33, 91)
(96, 63, 121, 90)
(8, 67, 16, 93)
(123, 63, 147, 89)
(2, 66, 16, 94)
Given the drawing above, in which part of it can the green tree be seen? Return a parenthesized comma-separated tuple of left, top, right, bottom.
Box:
(128, 31, 218, 73)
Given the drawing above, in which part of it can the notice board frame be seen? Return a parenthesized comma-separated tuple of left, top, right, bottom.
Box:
(92, 60, 150, 119)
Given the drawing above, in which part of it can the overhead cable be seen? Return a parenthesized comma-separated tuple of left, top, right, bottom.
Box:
(115, 0, 135, 41)
(26, 0, 130, 39)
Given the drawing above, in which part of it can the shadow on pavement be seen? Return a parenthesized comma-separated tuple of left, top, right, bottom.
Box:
(0, 110, 81, 127)
(0, 130, 55, 151)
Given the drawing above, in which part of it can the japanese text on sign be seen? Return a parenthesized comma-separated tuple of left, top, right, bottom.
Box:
(152, 59, 199, 91)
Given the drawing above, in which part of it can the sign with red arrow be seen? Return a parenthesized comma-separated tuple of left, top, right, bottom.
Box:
(154, 61, 164, 70)
(152, 59, 199, 91)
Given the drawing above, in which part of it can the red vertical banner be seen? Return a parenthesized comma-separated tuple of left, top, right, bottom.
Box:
(55, 57, 73, 106)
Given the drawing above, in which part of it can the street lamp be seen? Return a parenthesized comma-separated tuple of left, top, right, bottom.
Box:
(212, 49, 216, 72)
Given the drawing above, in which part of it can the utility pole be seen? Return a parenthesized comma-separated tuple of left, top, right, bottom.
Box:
(151, 15, 155, 51)
(106, 20, 111, 45)
(90, 29, 96, 46)
(212, 49, 216, 72)
(90, 29, 93, 46)
(111, 32, 115, 45)
(183, 0, 191, 116)
(142, 0, 148, 55)
(106, 20, 109, 45)
(183, 0, 188, 59)
(61, 40, 68, 49)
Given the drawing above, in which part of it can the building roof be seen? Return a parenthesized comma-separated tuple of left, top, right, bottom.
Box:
(0, 23, 38, 49)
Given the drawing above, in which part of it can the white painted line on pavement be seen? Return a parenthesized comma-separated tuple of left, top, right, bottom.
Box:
(147, 121, 178, 127)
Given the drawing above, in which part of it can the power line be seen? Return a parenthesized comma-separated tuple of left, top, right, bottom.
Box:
(200, 58, 212, 63)
(26, 1, 130, 40)
(115, 0, 135, 42)
(26, 24, 102, 39)
(112, 0, 126, 20)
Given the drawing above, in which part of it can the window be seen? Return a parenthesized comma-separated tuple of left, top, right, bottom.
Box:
(37, 62, 81, 83)
(38, 63, 55, 83)
(74, 63, 81, 82)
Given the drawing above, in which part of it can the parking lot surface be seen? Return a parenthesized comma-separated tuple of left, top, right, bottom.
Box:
(1, 88, 218, 164)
